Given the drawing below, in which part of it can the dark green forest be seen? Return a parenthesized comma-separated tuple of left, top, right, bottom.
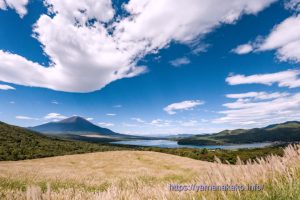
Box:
(0, 122, 129, 161)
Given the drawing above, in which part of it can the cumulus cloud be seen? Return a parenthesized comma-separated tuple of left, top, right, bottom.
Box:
(232, 44, 253, 54)
(0, 0, 276, 92)
(169, 57, 190, 67)
(0, 0, 29, 17)
(258, 15, 300, 62)
(234, 14, 300, 62)
(226, 69, 300, 88)
(44, 113, 66, 121)
(0, 0, 146, 92)
(164, 100, 204, 115)
(0, 84, 15, 90)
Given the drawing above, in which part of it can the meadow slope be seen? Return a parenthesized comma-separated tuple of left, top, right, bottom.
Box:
(1, 146, 300, 200)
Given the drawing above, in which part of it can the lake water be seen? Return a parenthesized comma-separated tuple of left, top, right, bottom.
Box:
(110, 140, 273, 150)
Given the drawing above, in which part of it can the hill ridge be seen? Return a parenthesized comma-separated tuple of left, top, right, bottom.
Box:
(0, 121, 127, 161)
(178, 121, 300, 145)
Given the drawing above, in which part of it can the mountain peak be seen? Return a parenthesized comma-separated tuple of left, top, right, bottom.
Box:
(30, 116, 118, 135)
(60, 116, 89, 123)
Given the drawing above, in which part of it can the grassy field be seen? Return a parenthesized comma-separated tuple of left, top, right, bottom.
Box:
(1, 121, 300, 199)
(0, 145, 300, 199)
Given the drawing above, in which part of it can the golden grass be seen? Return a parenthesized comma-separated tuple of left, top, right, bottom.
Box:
(1, 145, 300, 199)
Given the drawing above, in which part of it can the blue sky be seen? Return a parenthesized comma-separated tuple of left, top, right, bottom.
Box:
(0, 0, 300, 135)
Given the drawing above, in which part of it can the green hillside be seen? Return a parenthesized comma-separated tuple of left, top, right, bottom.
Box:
(178, 121, 300, 146)
(0, 122, 128, 161)
(0, 121, 285, 164)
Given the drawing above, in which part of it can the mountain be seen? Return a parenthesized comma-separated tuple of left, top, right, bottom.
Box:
(30, 116, 119, 136)
(177, 121, 300, 145)
(263, 121, 300, 130)
(29, 116, 155, 141)
(0, 121, 127, 161)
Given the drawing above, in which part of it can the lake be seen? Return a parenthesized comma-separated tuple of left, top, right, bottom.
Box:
(110, 139, 273, 150)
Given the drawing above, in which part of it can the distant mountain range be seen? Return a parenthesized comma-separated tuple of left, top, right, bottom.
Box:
(29, 116, 155, 141)
(177, 121, 300, 145)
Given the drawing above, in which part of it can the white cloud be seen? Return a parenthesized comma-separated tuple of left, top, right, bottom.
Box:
(51, 100, 59, 104)
(44, 0, 115, 23)
(217, 69, 300, 126)
(285, 0, 300, 11)
(86, 117, 93, 121)
(226, 69, 300, 88)
(258, 15, 300, 62)
(128, 118, 206, 128)
(44, 113, 67, 121)
(214, 92, 300, 126)
(226, 92, 289, 100)
(113, 105, 122, 108)
(0, 0, 146, 93)
(191, 43, 210, 55)
(98, 122, 114, 127)
(16, 115, 39, 120)
(131, 117, 145, 123)
(0, 0, 6, 9)
(106, 113, 116, 116)
(164, 100, 204, 115)
(0, 84, 15, 90)
(236, 14, 300, 62)
(224, 92, 290, 109)
(121, 118, 218, 135)
(0, 0, 29, 17)
(232, 44, 253, 54)
(150, 119, 172, 127)
(169, 57, 190, 67)
(179, 120, 199, 127)
(0, 0, 276, 92)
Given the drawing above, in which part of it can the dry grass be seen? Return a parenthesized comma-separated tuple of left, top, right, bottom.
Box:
(0, 145, 300, 200)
